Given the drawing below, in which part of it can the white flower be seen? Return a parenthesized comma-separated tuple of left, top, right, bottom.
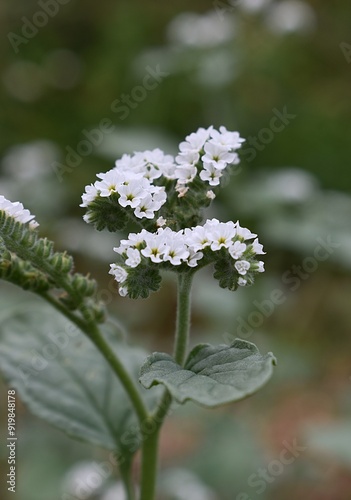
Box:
(235, 222, 257, 240)
(210, 126, 245, 150)
(202, 142, 236, 170)
(251, 238, 266, 255)
(176, 150, 200, 166)
(119, 229, 149, 250)
(163, 230, 189, 266)
(234, 260, 251, 275)
(109, 264, 128, 283)
(175, 164, 197, 184)
(156, 216, 167, 227)
(203, 218, 220, 230)
(113, 243, 128, 255)
(118, 286, 129, 297)
(187, 248, 204, 267)
(176, 185, 189, 198)
(144, 149, 175, 179)
(80, 184, 98, 207)
(206, 190, 216, 200)
(179, 127, 212, 154)
(118, 180, 146, 208)
(199, 163, 222, 186)
(185, 226, 210, 252)
(141, 233, 167, 263)
(0, 195, 39, 228)
(82, 213, 92, 224)
(125, 248, 141, 268)
(134, 194, 156, 219)
(208, 221, 236, 251)
(257, 261, 265, 273)
(238, 277, 247, 286)
(149, 187, 167, 211)
(115, 149, 176, 181)
(229, 241, 247, 259)
(95, 169, 125, 197)
(115, 153, 144, 173)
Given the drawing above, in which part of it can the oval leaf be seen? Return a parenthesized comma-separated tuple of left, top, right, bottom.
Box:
(0, 302, 157, 455)
(140, 339, 276, 408)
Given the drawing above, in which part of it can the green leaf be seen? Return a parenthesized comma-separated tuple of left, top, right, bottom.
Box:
(213, 256, 239, 291)
(126, 265, 161, 299)
(0, 302, 157, 455)
(85, 196, 128, 232)
(140, 339, 276, 408)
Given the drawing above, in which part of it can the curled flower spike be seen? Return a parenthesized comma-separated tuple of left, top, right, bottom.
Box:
(0, 195, 39, 229)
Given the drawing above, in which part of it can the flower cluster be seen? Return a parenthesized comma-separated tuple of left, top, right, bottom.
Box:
(175, 126, 244, 189)
(110, 219, 265, 298)
(81, 152, 168, 221)
(81, 126, 245, 230)
(0, 195, 38, 229)
(80, 125, 265, 299)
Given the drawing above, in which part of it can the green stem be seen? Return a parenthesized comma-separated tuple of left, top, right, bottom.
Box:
(39, 291, 149, 425)
(173, 272, 193, 365)
(139, 424, 160, 500)
(139, 271, 194, 500)
(120, 458, 136, 500)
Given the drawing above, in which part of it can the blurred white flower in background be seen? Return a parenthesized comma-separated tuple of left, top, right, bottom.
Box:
(265, 168, 317, 202)
(167, 11, 236, 48)
(239, 0, 272, 14)
(61, 461, 107, 499)
(101, 482, 127, 500)
(2, 140, 59, 180)
(196, 49, 238, 87)
(265, 0, 316, 34)
(160, 468, 218, 500)
(1, 140, 65, 218)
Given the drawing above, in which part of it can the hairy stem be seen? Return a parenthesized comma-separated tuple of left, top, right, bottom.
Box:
(173, 272, 193, 365)
(120, 458, 136, 500)
(139, 421, 160, 500)
(139, 272, 194, 499)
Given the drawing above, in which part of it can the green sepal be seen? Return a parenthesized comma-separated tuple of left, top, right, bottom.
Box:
(0, 252, 50, 292)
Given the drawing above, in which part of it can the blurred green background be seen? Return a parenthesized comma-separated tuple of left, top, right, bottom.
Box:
(1, 0, 351, 499)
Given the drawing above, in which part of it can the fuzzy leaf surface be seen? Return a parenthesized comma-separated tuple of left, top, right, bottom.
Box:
(0, 303, 156, 455)
(140, 339, 276, 408)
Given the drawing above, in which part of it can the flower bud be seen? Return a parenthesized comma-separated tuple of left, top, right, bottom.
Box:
(50, 252, 73, 273)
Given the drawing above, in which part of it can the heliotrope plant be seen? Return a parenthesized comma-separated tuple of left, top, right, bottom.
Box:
(0, 126, 276, 500)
